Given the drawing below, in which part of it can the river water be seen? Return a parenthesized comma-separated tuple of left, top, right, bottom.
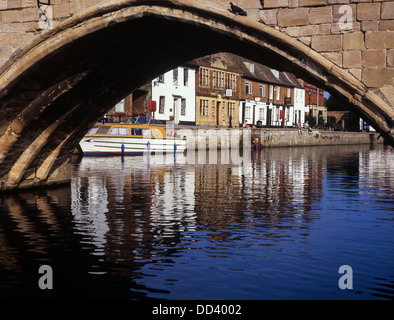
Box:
(0, 144, 393, 300)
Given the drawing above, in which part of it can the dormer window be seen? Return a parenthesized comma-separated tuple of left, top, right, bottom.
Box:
(250, 63, 254, 73)
(271, 68, 279, 78)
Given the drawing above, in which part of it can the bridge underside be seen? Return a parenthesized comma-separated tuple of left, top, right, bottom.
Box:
(0, 2, 393, 191)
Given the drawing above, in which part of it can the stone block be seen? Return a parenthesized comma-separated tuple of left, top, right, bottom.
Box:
(356, 3, 380, 21)
(322, 52, 343, 66)
(310, 6, 333, 24)
(2, 9, 22, 23)
(7, 0, 22, 9)
(365, 31, 394, 49)
(343, 50, 361, 68)
(319, 24, 331, 35)
(21, 7, 37, 22)
(343, 32, 364, 50)
(349, 68, 361, 81)
(299, 0, 325, 6)
(362, 67, 394, 87)
(361, 21, 379, 32)
(278, 8, 309, 27)
(285, 26, 300, 37)
(380, 20, 394, 31)
(362, 49, 386, 68)
(23, 21, 39, 32)
(288, 0, 298, 8)
(311, 34, 342, 52)
(388, 49, 394, 67)
(299, 24, 319, 36)
(298, 36, 311, 46)
(263, 0, 288, 8)
(259, 9, 277, 25)
(382, 2, 394, 20)
(7, 22, 24, 33)
(327, 0, 349, 3)
(53, 3, 70, 19)
(0, 32, 22, 46)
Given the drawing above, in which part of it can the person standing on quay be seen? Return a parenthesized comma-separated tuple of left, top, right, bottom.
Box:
(297, 121, 302, 135)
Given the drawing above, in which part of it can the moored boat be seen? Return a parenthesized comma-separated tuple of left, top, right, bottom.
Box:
(79, 123, 186, 156)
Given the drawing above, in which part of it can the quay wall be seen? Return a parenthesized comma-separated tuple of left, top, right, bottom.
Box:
(176, 127, 383, 150)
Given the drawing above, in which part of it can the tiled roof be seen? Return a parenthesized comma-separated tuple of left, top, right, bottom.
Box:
(189, 52, 304, 88)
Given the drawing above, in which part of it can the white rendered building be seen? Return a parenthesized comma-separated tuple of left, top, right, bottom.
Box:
(151, 66, 196, 125)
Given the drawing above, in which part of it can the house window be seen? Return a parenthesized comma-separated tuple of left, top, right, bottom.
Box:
(269, 85, 273, 100)
(227, 102, 235, 117)
(219, 72, 225, 88)
(227, 73, 236, 90)
(287, 88, 291, 98)
(245, 106, 251, 118)
(158, 74, 165, 83)
(245, 82, 252, 95)
(260, 85, 265, 97)
(200, 99, 209, 116)
(250, 63, 254, 73)
(276, 86, 280, 100)
(200, 68, 209, 86)
(173, 68, 178, 85)
(184, 68, 188, 86)
(212, 101, 215, 117)
(181, 98, 186, 115)
(114, 99, 124, 112)
(259, 108, 265, 120)
(159, 96, 165, 113)
(213, 71, 225, 88)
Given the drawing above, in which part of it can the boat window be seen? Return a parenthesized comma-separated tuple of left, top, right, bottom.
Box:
(109, 127, 129, 135)
(133, 128, 142, 136)
(89, 127, 99, 134)
(95, 127, 110, 134)
(142, 129, 152, 137)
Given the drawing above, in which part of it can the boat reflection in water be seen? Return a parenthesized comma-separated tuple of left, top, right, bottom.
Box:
(0, 145, 393, 299)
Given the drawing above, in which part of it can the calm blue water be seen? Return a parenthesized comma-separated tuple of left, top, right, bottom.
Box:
(0, 144, 393, 300)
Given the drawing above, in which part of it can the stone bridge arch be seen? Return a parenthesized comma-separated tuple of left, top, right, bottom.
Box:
(0, 0, 393, 191)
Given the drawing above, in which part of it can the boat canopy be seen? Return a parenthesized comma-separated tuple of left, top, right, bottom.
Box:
(127, 116, 164, 125)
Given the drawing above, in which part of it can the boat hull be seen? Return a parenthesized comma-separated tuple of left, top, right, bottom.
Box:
(80, 136, 186, 156)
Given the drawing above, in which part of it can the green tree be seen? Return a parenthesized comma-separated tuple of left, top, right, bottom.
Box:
(325, 95, 348, 111)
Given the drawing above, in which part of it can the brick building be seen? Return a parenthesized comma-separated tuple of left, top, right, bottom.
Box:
(230, 54, 304, 128)
(105, 84, 149, 123)
(304, 82, 327, 124)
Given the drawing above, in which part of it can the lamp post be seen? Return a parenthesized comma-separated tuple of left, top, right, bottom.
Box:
(308, 90, 311, 124)
(316, 88, 319, 126)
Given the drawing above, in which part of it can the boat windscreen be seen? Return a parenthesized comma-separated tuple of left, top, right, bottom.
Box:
(89, 127, 110, 134)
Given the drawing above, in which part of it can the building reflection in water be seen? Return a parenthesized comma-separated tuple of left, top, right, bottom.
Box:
(69, 147, 328, 269)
